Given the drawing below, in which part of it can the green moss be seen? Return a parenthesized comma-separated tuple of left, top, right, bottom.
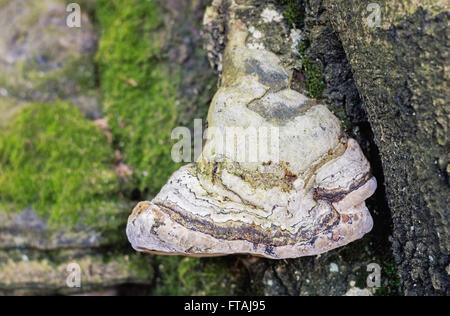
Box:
(374, 262, 403, 296)
(299, 40, 349, 129)
(297, 42, 325, 100)
(97, 0, 180, 196)
(0, 102, 122, 228)
(278, 0, 305, 27)
(111, 252, 154, 282)
(153, 256, 248, 296)
(301, 57, 324, 100)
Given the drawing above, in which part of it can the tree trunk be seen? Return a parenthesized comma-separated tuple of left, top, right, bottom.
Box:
(324, 0, 449, 295)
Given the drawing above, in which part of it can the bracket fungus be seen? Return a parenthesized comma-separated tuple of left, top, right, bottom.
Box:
(126, 2, 377, 259)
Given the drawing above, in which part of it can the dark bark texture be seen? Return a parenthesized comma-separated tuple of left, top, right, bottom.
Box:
(324, 0, 449, 295)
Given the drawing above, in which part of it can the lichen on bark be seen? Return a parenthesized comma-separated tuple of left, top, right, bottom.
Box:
(324, 0, 449, 295)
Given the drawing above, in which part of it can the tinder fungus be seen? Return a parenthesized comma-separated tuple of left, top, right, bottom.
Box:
(126, 1, 377, 259)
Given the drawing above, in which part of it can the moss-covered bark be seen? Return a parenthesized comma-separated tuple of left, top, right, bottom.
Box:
(323, 0, 449, 295)
(96, 0, 217, 197)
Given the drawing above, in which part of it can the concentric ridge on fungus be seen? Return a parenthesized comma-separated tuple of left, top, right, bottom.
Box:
(126, 1, 377, 259)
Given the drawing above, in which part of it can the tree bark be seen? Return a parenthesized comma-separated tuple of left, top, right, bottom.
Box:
(324, 0, 449, 295)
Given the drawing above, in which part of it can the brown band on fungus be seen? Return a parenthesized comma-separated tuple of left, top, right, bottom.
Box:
(313, 172, 373, 203)
(154, 202, 341, 247)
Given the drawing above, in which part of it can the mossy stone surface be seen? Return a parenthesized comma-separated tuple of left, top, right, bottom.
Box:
(0, 102, 124, 229)
(0, 248, 153, 295)
(153, 256, 249, 296)
(0, 0, 100, 118)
